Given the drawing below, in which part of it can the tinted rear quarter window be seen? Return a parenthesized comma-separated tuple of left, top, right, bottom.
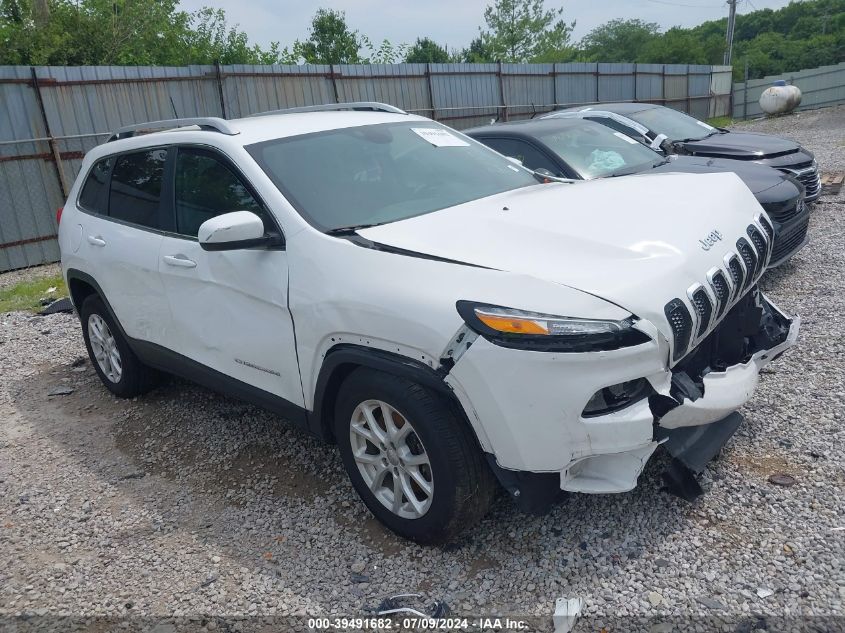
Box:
(108, 149, 167, 229)
(78, 157, 113, 214)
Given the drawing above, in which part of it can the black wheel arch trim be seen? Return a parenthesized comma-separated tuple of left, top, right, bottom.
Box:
(66, 269, 126, 333)
(309, 343, 454, 441)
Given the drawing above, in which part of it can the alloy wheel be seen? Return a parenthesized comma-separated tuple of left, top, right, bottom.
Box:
(87, 314, 122, 383)
(349, 399, 434, 519)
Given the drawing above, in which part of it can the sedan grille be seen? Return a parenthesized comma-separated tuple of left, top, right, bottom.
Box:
(771, 215, 809, 264)
(664, 219, 770, 363)
(783, 162, 821, 200)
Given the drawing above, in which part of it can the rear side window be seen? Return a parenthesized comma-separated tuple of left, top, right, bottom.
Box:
(174, 148, 267, 237)
(78, 158, 112, 214)
(108, 149, 167, 229)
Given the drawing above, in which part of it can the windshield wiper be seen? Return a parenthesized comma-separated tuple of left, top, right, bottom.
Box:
(324, 222, 388, 236)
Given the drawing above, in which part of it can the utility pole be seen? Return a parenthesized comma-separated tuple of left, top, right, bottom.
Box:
(724, 0, 738, 66)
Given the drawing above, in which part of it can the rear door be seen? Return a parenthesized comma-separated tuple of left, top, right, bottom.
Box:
(157, 145, 303, 405)
(75, 149, 172, 346)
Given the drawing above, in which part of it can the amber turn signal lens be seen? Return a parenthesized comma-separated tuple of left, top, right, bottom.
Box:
(475, 312, 549, 335)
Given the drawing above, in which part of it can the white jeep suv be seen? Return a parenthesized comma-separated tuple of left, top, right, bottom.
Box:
(59, 103, 799, 543)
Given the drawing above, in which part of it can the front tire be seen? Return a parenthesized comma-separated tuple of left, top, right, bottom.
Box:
(80, 295, 160, 398)
(334, 368, 496, 544)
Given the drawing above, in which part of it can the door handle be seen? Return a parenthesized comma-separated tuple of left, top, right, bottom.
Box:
(87, 235, 106, 247)
(163, 254, 197, 268)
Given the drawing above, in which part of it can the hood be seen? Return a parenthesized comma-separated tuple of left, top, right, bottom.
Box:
(359, 172, 766, 352)
(653, 155, 799, 197)
(678, 131, 801, 160)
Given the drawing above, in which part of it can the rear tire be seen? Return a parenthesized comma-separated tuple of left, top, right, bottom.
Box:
(334, 367, 496, 544)
(80, 295, 161, 398)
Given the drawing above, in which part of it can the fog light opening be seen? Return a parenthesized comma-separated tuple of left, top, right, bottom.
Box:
(582, 378, 651, 417)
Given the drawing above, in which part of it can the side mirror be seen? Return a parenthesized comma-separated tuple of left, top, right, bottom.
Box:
(198, 211, 278, 252)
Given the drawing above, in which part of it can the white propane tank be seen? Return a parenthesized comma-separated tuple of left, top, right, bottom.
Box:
(759, 80, 802, 115)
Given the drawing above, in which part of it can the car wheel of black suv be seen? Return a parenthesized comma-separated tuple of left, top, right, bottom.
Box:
(80, 295, 161, 398)
(334, 367, 496, 544)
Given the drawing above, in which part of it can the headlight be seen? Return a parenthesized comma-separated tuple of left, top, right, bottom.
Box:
(456, 301, 651, 352)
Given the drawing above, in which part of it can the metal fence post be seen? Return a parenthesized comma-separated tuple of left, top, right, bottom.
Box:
(426, 63, 436, 120)
(330, 64, 340, 103)
(743, 58, 750, 120)
(214, 61, 227, 119)
(497, 61, 508, 121)
(30, 66, 68, 199)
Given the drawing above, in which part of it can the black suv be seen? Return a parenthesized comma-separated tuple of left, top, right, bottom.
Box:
(544, 103, 821, 201)
(467, 117, 810, 267)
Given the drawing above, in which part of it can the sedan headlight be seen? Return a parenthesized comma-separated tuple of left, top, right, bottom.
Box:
(456, 301, 651, 352)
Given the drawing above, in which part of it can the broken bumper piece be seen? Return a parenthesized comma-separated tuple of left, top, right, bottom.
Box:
(658, 411, 743, 501)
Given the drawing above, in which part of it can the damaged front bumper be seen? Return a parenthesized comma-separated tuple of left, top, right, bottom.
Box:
(446, 290, 799, 510)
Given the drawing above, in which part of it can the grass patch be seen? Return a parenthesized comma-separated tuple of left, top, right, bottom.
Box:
(0, 274, 68, 313)
(706, 116, 734, 129)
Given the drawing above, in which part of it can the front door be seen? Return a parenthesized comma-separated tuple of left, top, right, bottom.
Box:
(157, 146, 302, 406)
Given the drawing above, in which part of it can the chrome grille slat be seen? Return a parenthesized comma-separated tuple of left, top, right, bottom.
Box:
(666, 223, 770, 363)
(726, 254, 746, 299)
(736, 238, 758, 290)
(708, 269, 731, 319)
(747, 224, 768, 269)
(665, 298, 693, 363)
(689, 285, 714, 339)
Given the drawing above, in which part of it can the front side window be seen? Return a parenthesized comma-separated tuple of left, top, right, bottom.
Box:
(174, 148, 266, 237)
(628, 107, 718, 142)
(537, 123, 663, 179)
(78, 157, 113, 215)
(247, 122, 537, 232)
(108, 149, 167, 229)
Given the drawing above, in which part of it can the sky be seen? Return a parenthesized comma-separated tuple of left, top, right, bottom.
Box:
(178, 0, 798, 52)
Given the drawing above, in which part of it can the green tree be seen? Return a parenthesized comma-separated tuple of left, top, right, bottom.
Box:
(0, 0, 287, 65)
(460, 35, 494, 62)
(579, 19, 660, 62)
(638, 27, 708, 65)
(480, 0, 575, 62)
(405, 37, 450, 63)
(296, 8, 363, 64)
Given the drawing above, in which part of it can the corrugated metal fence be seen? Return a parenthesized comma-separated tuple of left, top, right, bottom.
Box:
(1, 62, 733, 272)
(733, 61, 845, 119)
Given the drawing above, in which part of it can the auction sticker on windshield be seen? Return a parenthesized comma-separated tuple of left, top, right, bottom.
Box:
(412, 127, 470, 147)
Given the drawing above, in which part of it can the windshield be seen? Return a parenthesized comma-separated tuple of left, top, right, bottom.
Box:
(628, 107, 718, 142)
(537, 123, 663, 179)
(247, 122, 537, 231)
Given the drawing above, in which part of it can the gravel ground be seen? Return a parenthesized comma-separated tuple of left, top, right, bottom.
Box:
(0, 263, 61, 291)
(1, 107, 844, 632)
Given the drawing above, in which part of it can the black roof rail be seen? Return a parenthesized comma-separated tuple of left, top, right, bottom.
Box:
(250, 102, 407, 117)
(107, 117, 239, 142)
